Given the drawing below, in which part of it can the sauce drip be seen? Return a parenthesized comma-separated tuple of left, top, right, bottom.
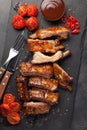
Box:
(41, 0, 65, 21)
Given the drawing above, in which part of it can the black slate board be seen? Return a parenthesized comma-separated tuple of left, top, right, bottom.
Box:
(0, 0, 87, 130)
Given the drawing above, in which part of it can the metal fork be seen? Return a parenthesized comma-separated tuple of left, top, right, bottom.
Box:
(0, 31, 25, 79)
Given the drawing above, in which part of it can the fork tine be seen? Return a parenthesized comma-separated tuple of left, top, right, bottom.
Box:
(13, 31, 25, 49)
(14, 36, 25, 50)
(13, 34, 22, 48)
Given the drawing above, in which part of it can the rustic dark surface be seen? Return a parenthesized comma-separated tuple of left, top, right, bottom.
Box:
(0, 0, 87, 130)
(0, 0, 11, 65)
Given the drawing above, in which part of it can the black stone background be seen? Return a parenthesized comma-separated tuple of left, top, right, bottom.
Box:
(0, 0, 87, 130)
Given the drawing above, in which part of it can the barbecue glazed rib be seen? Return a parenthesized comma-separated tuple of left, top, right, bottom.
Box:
(20, 62, 53, 78)
(29, 88, 59, 105)
(29, 26, 70, 40)
(28, 77, 58, 91)
(53, 63, 73, 91)
(27, 39, 64, 53)
(31, 50, 71, 64)
(16, 75, 30, 101)
(31, 51, 63, 64)
(16, 76, 59, 103)
(23, 102, 51, 115)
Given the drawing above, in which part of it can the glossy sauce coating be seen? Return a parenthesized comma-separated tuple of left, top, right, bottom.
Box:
(41, 0, 65, 21)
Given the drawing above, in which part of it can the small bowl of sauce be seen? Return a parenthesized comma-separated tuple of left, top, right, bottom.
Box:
(40, 0, 65, 21)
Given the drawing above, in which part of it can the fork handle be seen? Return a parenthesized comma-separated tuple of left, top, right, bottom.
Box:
(0, 67, 6, 79)
(0, 71, 12, 100)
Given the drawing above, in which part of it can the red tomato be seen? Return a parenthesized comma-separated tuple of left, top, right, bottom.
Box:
(71, 29, 80, 34)
(9, 102, 21, 112)
(3, 93, 15, 104)
(75, 21, 80, 29)
(18, 4, 27, 17)
(12, 14, 25, 29)
(61, 14, 80, 35)
(0, 104, 11, 117)
(26, 16, 38, 31)
(27, 4, 38, 17)
(7, 112, 21, 125)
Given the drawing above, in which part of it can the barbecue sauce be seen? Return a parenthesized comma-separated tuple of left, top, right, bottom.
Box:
(41, 0, 65, 21)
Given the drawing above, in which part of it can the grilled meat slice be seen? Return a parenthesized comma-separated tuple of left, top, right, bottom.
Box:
(16, 75, 30, 101)
(23, 102, 51, 115)
(20, 62, 53, 78)
(29, 88, 59, 105)
(31, 50, 71, 64)
(29, 26, 70, 40)
(53, 63, 73, 91)
(31, 51, 63, 64)
(27, 39, 64, 53)
(28, 77, 58, 91)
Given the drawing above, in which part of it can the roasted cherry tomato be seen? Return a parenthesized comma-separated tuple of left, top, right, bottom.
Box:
(12, 14, 25, 29)
(7, 112, 21, 125)
(27, 4, 38, 17)
(9, 102, 21, 112)
(26, 16, 38, 31)
(0, 104, 11, 117)
(18, 3, 27, 17)
(3, 93, 15, 104)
